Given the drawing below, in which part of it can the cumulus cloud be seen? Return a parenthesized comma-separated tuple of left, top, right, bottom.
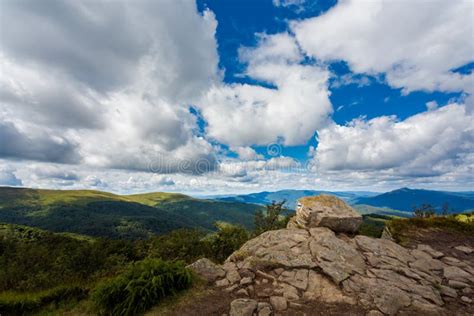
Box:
(199, 33, 332, 146)
(0, 166, 22, 186)
(0, 121, 81, 163)
(292, 0, 474, 94)
(0, 0, 220, 173)
(314, 103, 474, 178)
(231, 147, 264, 161)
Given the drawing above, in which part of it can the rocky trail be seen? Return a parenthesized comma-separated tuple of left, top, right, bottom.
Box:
(184, 195, 474, 316)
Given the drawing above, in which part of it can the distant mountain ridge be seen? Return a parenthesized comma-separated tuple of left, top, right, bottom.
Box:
(211, 188, 474, 215)
(211, 189, 378, 208)
(354, 187, 474, 213)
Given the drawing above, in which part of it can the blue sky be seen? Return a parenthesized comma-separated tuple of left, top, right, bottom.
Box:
(0, 0, 473, 194)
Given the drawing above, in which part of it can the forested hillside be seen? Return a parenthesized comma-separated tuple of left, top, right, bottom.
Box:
(0, 187, 261, 239)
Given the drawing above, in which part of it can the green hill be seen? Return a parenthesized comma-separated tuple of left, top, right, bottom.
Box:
(0, 187, 261, 239)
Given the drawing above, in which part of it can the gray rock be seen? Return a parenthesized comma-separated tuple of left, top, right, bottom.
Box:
(443, 266, 471, 281)
(310, 227, 366, 284)
(186, 258, 225, 282)
(270, 296, 287, 311)
(409, 258, 445, 273)
(227, 269, 242, 284)
(236, 288, 249, 297)
(462, 287, 472, 294)
(280, 283, 300, 301)
(461, 296, 472, 304)
(417, 244, 444, 259)
(278, 269, 308, 290)
(366, 311, 384, 316)
(240, 277, 253, 286)
(440, 285, 458, 298)
(216, 278, 230, 287)
(258, 306, 272, 316)
(229, 299, 258, 316)
(292, 195, 362, 233)
(455, 245, 473, 254)
(448, 280, 470, 288)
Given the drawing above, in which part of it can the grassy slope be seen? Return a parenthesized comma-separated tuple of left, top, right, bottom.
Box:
(0, 187, 261, 239)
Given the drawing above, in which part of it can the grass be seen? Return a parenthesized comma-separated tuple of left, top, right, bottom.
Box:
(386, 213, 474, 244)
(0, 286, 88, 315)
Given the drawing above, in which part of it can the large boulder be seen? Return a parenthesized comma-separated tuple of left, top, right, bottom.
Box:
(186, 258, 225, 282)
(289, 194, 362, 233)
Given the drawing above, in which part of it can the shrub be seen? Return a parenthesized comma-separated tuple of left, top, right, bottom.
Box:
(207, 222, 249, 263)
(253, 201, 292, 236)
(148, 229, 212, 264)
(92, 259, 193, 316)
(0, 285, 87, 315)
(386, 214, 474, 243)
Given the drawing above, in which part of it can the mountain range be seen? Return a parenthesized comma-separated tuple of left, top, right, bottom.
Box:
(211, 188, 474, 215)
(1, 186, 473, 239)
(0, 187, 262, 239)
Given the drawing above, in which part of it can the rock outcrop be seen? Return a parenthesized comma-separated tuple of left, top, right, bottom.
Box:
(188, 195, 474, 315)
(287, 194, 362, 233)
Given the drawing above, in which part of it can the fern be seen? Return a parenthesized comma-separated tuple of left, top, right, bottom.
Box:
(92, 259, 193, 316)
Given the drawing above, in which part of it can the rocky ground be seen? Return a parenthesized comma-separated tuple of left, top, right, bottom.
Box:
(184, 196, 474, 316)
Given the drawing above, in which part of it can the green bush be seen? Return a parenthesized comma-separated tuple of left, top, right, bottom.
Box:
(148, 229, 212, 264)
(0, 285, 87, 315)
(387, 214, 474, 243)
(253, 201, 292, 236)
(207, 222, 249, 263)
(92, 259, 193, 316)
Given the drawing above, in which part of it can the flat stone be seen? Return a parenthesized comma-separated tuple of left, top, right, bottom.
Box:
(417, 244, 444, 259)
(366, 311, 384, 316)
(455, 245, 473, 254)
(292, 195, 362, 233)
(186, 258, 225, 282)
(461, 296, 472, 304)
(280, 283, 300, 301)
(229, 299, 258, 316)
(270, 296, 287, 311)
(310, 228, 366, 284)
(240, 277, 253, 286)
(355, 235, 414, 265)
(216, 278, 230, 287)
(440, 285, 458, 298)
(227, 269, 242, 284)
(236, 288, 249, 297)
(443, 266, 471, 281)
(448, 280, 470, 288)
(409, 258, 445, 273)
(225, 284, 239, 292)
(279, 269, 309, 290)
(257, 306, 272, 316)
(462, 287, 472, 294)
(304, 270, 354, 304)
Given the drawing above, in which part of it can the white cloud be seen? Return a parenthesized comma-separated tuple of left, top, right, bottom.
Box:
(314, 103, 474, 178)
(292, 0, 474, 94)
(199, 33, 332, 146)
(0, 166, 22, 186)
(0, 0, 220, 173)
(231, 146, 264, 161)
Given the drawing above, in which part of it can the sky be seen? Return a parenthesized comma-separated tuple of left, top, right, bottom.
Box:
(0, 0, 473, 195)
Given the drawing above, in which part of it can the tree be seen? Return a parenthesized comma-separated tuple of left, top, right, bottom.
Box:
(208, 222, 249, 263)
(254, 200, 290, 236)
(442, 202, 449, 216)
(413, 204, 435, 218)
